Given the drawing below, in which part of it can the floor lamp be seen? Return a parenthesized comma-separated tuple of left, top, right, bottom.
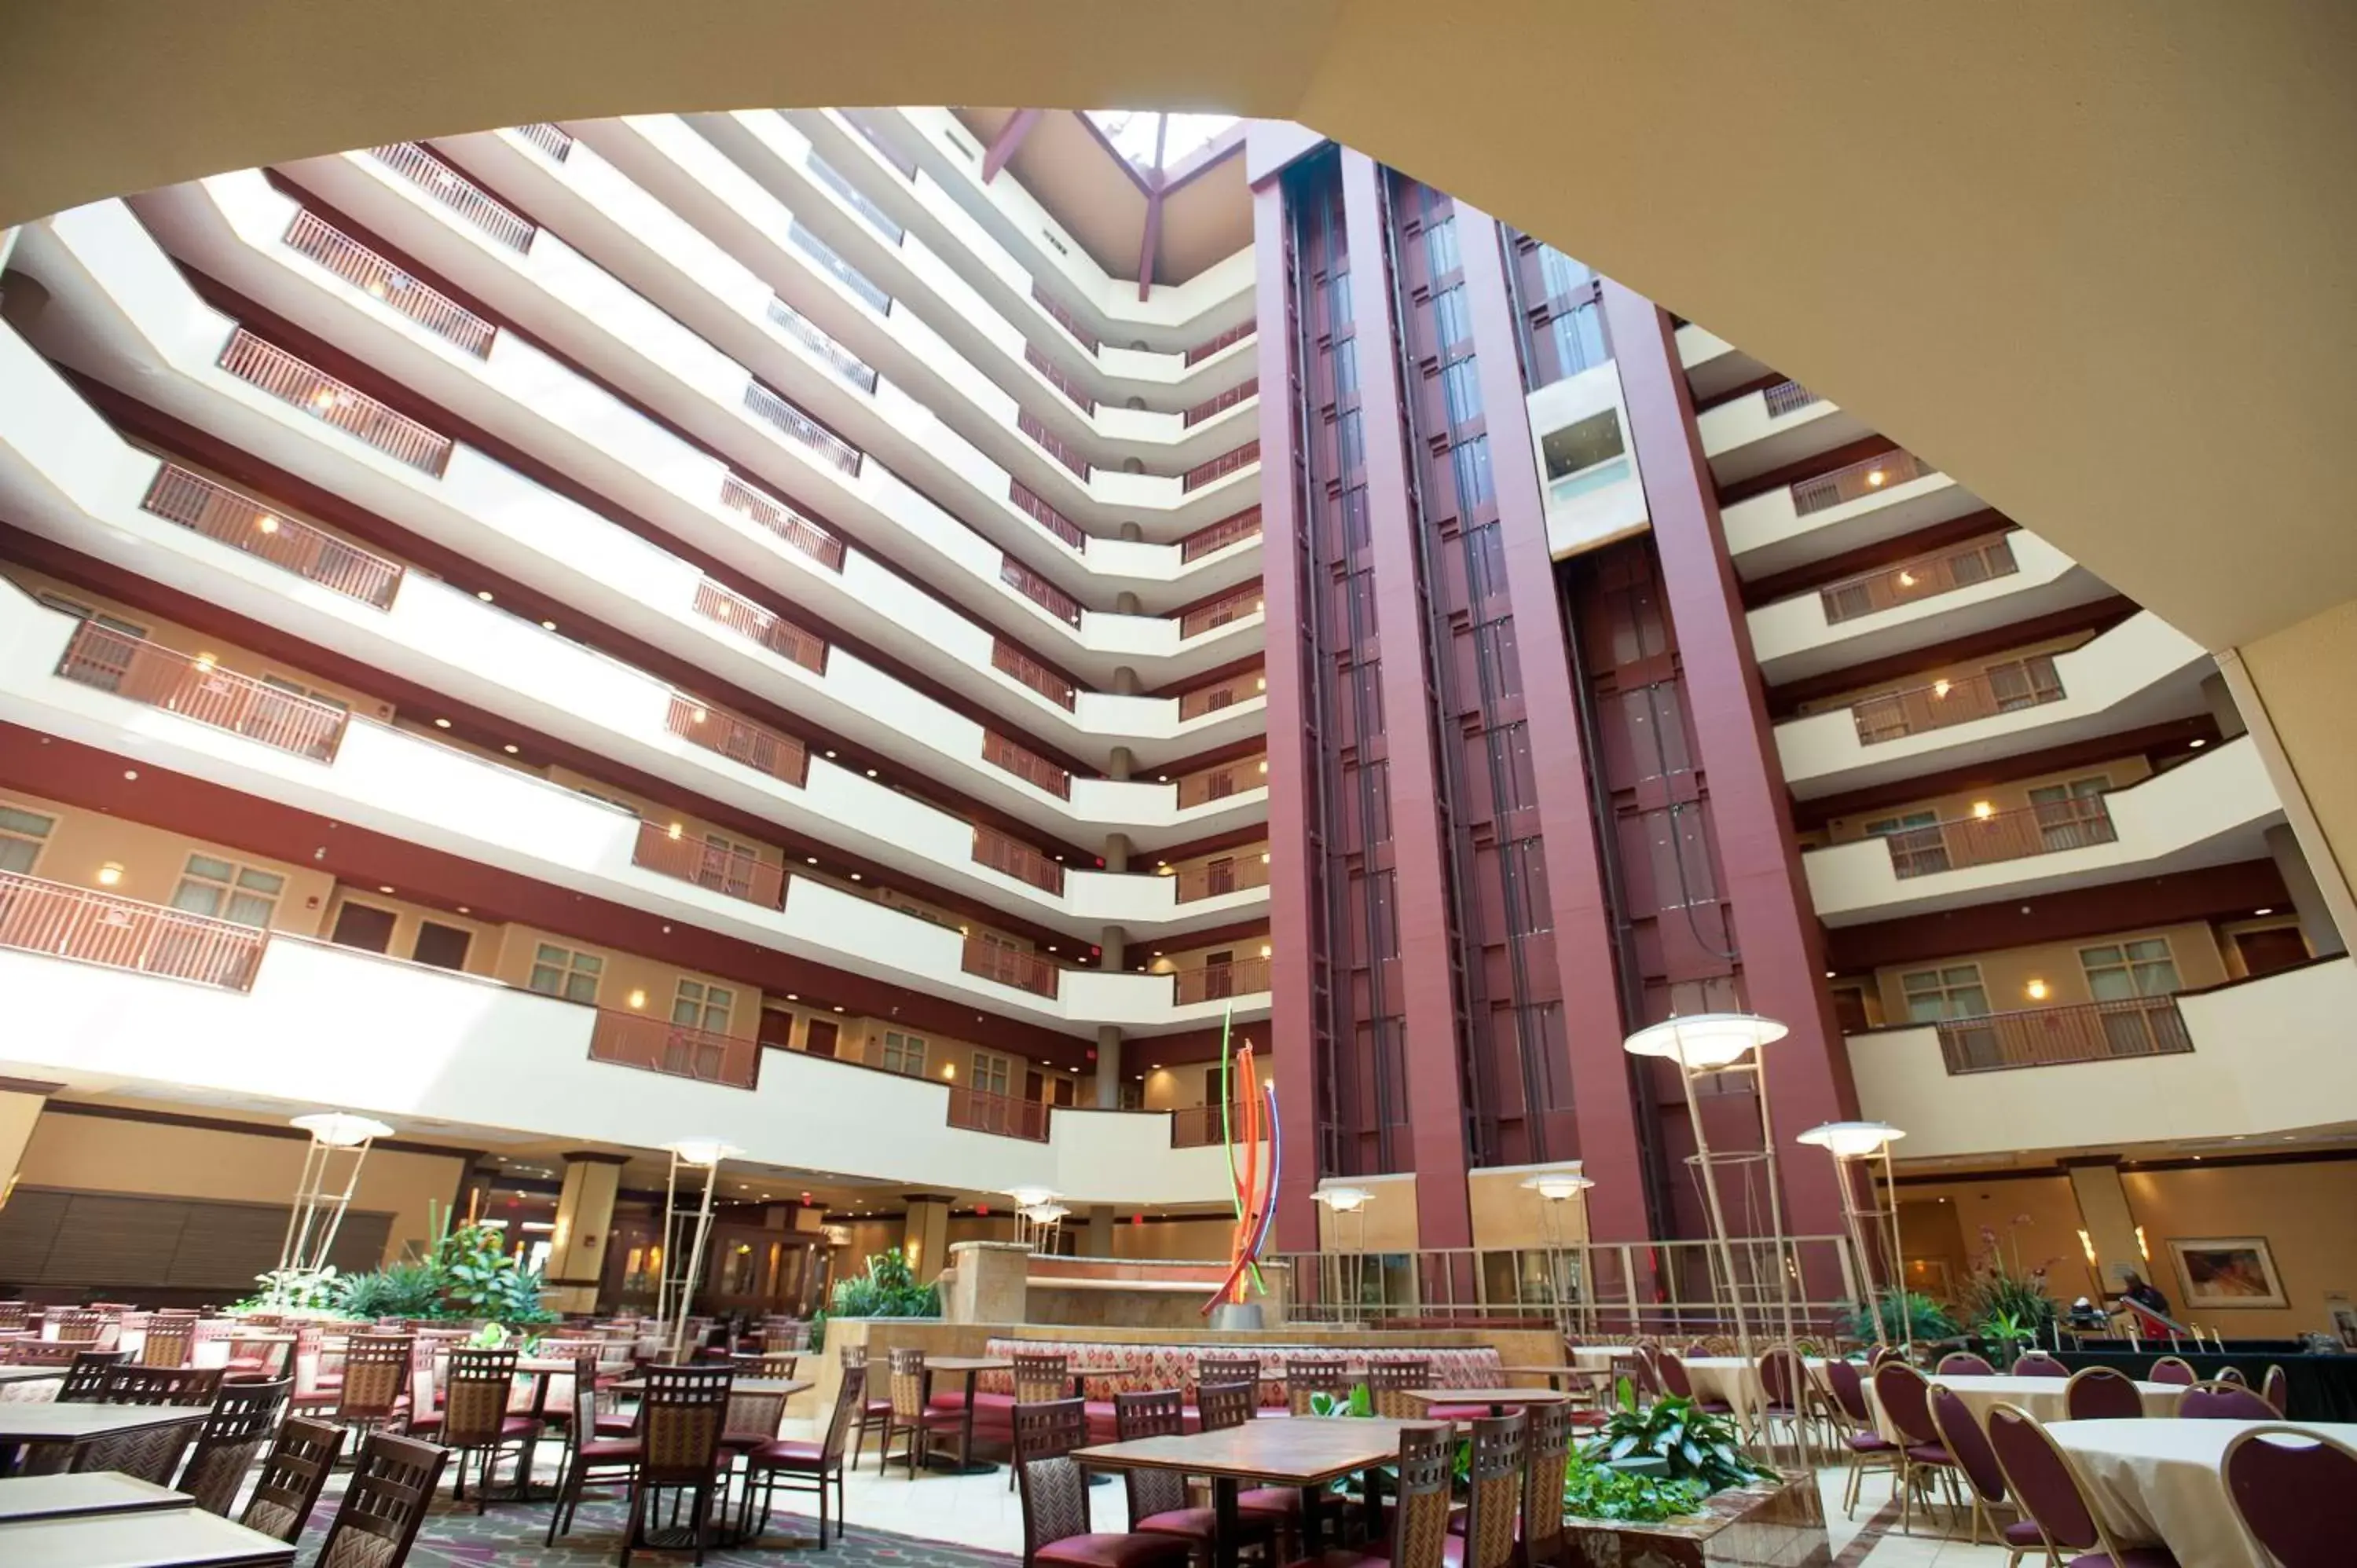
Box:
(1311, 1184, 1373, 1326)
(280, 1112, 394, 1273)
(658, 1138, 739, 1362)
(1006, 1187, 1060, 1250)
(1021, 1202, 1071, 1255)
(1520, 1169, 1594, 1335)
(1796, 1121, 1909, 1356)
(1622, 1014, 1794, 1361)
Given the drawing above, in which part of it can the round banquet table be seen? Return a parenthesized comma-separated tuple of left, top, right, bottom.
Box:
(1868, 1374, 2178, 1441)
(2047, 1418, 2357, 1568)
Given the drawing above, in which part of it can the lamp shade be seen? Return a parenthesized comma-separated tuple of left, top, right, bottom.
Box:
(1796, 1120, 1908, 1158)
(289, 1112, 394, 1147)
(1622, 1013, 1787, 1069)
(1520, 1171, 1595, 1202)
(1006, 1186, 1061, 1210)
(663, 1138, 740, 1167)
(1021, 1203, 1071, 1225)
(1312, 1184, 1372, 1213)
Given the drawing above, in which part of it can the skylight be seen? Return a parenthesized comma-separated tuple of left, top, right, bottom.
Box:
(1087, 111, 1239, 174)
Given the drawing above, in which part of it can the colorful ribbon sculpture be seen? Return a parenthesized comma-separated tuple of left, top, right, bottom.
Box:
(1203, 1004, 1281, 1313)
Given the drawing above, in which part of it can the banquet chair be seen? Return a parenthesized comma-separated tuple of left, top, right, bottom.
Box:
(240, 1416, 345, 1543)
(2261, 1363, 2290, 1415)
(1936, 1352, 1996, 1377)
(1821, 1359, 1900, 1519)
(1116, 1388, 1281, 1562)
(1653, 1349, 1732, 1415)
(744, 1362, 864, 1548)
(178, 1377, 291, 1515)
(622, 1365, 731, 1566)
(2009, 1351, 2070, 1379)
(2223, 1423, 2357, 1568)
(1871, 1362, 1963, 1536)
(1985, 1404, 2182, 1568)
(2213, 1365, 2249, 1387)
(314, 1431, 450, 1568)
(1755, 1346, 1819, 1460)
(1013, 1398, 1192, 1568)
(544, 1361, 643, 1547)
(2146, 1356, 2198, 1387)
(2061, 1365, 2144, 1421)
(2176, 1379, 2278, 1420)
(1365, 1358, 1432, 1420)
(1927, 1383, 2043, 1566)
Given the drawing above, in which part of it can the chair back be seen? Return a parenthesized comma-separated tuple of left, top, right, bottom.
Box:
(724, 1387, 789, 1444)
(440, 1348, 518, 1445)
(316, 1431, 449, 1568)
(1985, 1404, 2106, 1556)
(640, 1364, 731, 1484)
(1610, 1350, 1659, 1400)
(838, 1340, 868, 1369)
(1758, 1345, 1806, 1411)
(2224, 1423, 2357, 1568)
(5, 1339, 80, 1366)
(566, 1356, 607, 1449)
(2010, 1351, 2069, 1378)
(338, 1334, 413, 1420)
(1113, 1389, 1190, 1521)
(1458, 1411, 1530, 1568)
(46, 1308, 104, 1343)
(1936, 1351, 1995, 1377)
(2178, 1380, 2279, 1420)
(1365, 1357, 1431, 1420)
(57, 1349, 128, 1402)
(1521, 1401, 1574, 1562)
(1384, 1423, 1460, 1568)
(0, 1300, 26, 1332)
(1285, 1354, 1352, 1416)
(1653, 1349, 1695, 1398)
(1871, 1361, 1940, 1446)
(241, 1416, 345, 1543)
(1013, 1398, 1094, 1555)
(887, 1346, 930, 1422)
(2262, 1362, 2290, 1415)
(1868, 1343, 1908, 1368)
(819, 1363, 867, 1461)
(181, 1379, 292, 1515)
(1197, 1354, 1260, 1394)
(2146, 1354, 2198, 1386)
(2062, 1365, 2143, 1421)
(2215, 1364, 2249, 1386)
(69, 1410, 200, 1484)
(1012, 1350, 1072, 1403)
(748, 1350, 801, 1379)
(139, 1317, 196, 1368)
(1928, 1383, 2007, 1506)
(1196, 1378, 1258, 1431)
(96, 1364, 222, 1406)
(1823, 1357, 1874, 1425)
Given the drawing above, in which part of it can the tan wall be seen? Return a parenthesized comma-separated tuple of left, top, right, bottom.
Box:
(1794, 630, 2096, 717)
(2216, 915, 2315, 980)
(16, 1108, 468, 1266)
(2123, 1159, 2357, 1339)
(1105, 1218, 1233, 1261)
(0, 786, 336, 937)
(486, 921, 758, 1038)
(1885, 1174, 2104, 1311)
(1468, 1166, 1593, 1252)
(2241, 601, 2357, 949)
(1312, 1172, 1418, 1251)
(1824, 752, 2157, 843)
(1871, 921, 2231, 1021)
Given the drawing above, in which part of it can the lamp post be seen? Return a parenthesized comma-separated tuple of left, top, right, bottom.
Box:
(659, 1138, 739, 1362)
(1311, 1184, 1373, 1327)
(1622, 1014, 1793, 1360)
(1519, 1169, 1594, 1336)
(1796, 1121, 1909, 1356)
(280, 1112, 394, 1274)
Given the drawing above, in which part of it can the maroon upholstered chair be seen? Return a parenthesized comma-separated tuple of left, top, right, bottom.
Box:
(1012, 1398, 1191, 1568)
(1871, 1361, 1962, 1537)
(1756, 1346, 1817, 1460)
(1929, 1383, 2044, 1566)
(2224, 1423, 2357, 1568)
(745, 1361, 864, 1547)
(1985, 1403, 2180, 1568)
(2213, 1364, 2249, 1387)
(2062, 1365, 2146, 1421)
(2176, 1380, 2279, 1420)
(2146, 1356, 2198, 1387)
(1822, 1358, 1899, 1520)
(1116, 1389, 1279, 1559)
(1935, 1352, 1996, 1377)
(2261, 1362, 2291, 1415)
(1652, 1349, 1732, 1416)
(544, 1362, 642, 1548)
(2009, 1351, 2070, 1378)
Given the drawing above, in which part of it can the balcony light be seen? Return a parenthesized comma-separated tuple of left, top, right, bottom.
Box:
(1897, 570, 1917, 588)
(541, 620, 557, 631)
(476, 590, 494, 603)
(2189, 738, 2208, 749)
(2255, 907, 2274, 916)
(667, 822, 684, 840)
(628, 989, 646, 1009)
(689, 706, 708, 724)
(97, 863, 123, 886)
(1259, 760, 1269, 773)
(256, 514, 280, 534)
(502, 744, 519, 754)
(1259, 944, 1272, 958)
(2025, 978, 2050, 1000)
(1932, 679, 1951, 698)
(376, 885, 394, 895)
(1007, 1186, 1059, 1209)
(433, 718, 451, 728)
(1865, 468, 1887, 487)
(1795, 1121, 1906, 1159)
(1623, 1013, 1787, 1070)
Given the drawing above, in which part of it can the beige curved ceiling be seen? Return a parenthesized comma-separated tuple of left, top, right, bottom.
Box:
(5, 1, 2356, 881)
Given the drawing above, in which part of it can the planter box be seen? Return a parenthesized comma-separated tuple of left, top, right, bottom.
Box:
(1564, 1471, 1826, 1567)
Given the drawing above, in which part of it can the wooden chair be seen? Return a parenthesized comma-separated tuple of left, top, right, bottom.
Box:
(622, 1365, 732, 1566)
(1196, 1354, 1262, 1394)
(745, 1350, 801, 1379)
(1008, 1351, 1074, 1490)
(60, 1365, 225, 1483)
(1193, 1379, 1300, 1554)
(1365, 1358, 1431, 1420)
(842, 1343, 893, 1471)
(239, 1416, 346, 1543)
(883, 1347, 965, 1478)
(0, 1300, 27, 1334)
(1455, 1412, 1530, 1568)
(1373, 1423, 1459, 1568)
(313, 1431, 450, 1568)
(1284, 1354, 1352, 1416)
(95, 1363, 224, 1405)
(57, 1348, 130, 1402)
(1519, 1401, 1575, 1568)
(544, 1359, 643, 1547)
(745, 1361, 864, 1547)
(139, 1317, 197, 1368)
(178, 1377, 291, 1515)
(46, 1308, 105, 1346)
(409, 1346, 536, 1511)
(1014, 1398, 1190, 1568)
(332, 1333, 414, 1439)
(1117, 1388, 1279, 1562)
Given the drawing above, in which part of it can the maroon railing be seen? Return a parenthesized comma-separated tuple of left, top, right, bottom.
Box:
(743, 380, 863, 475)
(57, 623, 348, 761)
(1176, 757, 1263, 808)
(1879, 796, 2116, 880)
(282, 211, 495, 357)
(999, 555, 1083, 628)
(1186, 320, 1255, 365)
(1934, 997, 2190, 1075)
(629, 820, 786, 909)
(1178, 669, 1265, 721)
(141, 464, 403, 609)
(1791, 449, 1936, 515)
(1849, 655, 2065, 745)
(1180, 507, 1263, 562)
(973, 825, 1065, 895)
(1180, 584, 1264, 639)
(766, 296, 879, 394)
(1031, 283, 1099, 353)
(692, 579, 829, 673)
(1184, 378, 1258, 427)
(665, 694, 808, 786)
(1019, 408, 1092, 479)
(948, 1085, 1050, 1141)
(1010, 479, 1087, 551)
(961, 933, 1061, 997)
(1174, 958, 1272, 1005)
(981, 731, 1072, 799)
(718, 473, 847, 571)
(0, 871, 267, 990)
(218, 331, 453, 475)
(992, 639, 1077, 710)
(588, 1009, 760, 1089)
(1182, 441, 1259, 492)
(1820, 533, 2019, 624)
(1762, 379, 1820, 418)
(514, 123, 575, 162)
(367, 142, 538, 252)
(1024, 343, 1095, 413)
(1174, 855, 1271, 903)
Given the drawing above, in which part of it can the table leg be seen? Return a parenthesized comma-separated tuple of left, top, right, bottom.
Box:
(1211, 1476, 1241, 1568)
(1299, 1484, 1326, 1554)
(960, 1369, 977, 1472)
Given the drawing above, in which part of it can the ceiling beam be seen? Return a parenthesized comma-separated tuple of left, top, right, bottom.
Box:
(981, 108, 1041, 184)
(1138, 186, 1164, 301)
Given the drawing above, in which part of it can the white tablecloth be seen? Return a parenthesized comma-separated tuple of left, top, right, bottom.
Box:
(1677, 1356, 1828, 1429)
(2048, 1418, 2357, 1568)
(1869, 1374, 2178, 1442)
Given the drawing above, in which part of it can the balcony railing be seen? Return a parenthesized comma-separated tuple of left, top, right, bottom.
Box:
(692, 578, 829, 673)
(1178, 669, 1264, 721)
(1019, 409, 1092, 479)
(665, 694, 808, 787)
(141, 463, 404, 609)
(1186, 321, 1255, 365)
(1031, 284, 1099, 353)
(1791, 449, 1937, 516)
(514, 123, 575, 162)
(992, 639, 1077, 710)
(1185, 378, 1258, 427)
(1174, 856, 1271, 903)
(973, 825, 1065, 895)
(804, 150, 904, 244)
(629, 819, 786, 910)
(766, 295, 878, 394)
(1762, 379, 1820, 418)
(282, 211, 496, 357)
(1010, 479, 1087, 551)
(1183, 441, 1259, 492)
(1933, 996, 2191, 1075)
(0, 871, 267, 991)
(1878, 796, 2116, 880)
(998, 556, 1083, 630)
(588, 1008, 759, 1089)
(1849, 655, 2066, 745)
(789, 219, 891, 314)
(981, 731, 1072, 799)
(1024, 343, 1095, 413)
(218, 331, 454, 475)
(1170, 1104, 1227, 1148)
(367, 141, 537, 252)
(947, 1085, 1050, 1141)
(1176, 757, 1263, 808)
(1174, 957, 1272, 1005)
(1180, 507, 1263, 562)
(962, 933, 1061, 997)
(57, 623, 349, 762)
(1819, 533, 2019, 624)
(1180, 584, 1264, 639)
(743, 380, 863, 475)
(718, 472, 847, 571)
(843, 111, 917, 179)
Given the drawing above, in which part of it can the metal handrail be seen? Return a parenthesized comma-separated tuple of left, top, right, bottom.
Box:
(1173, 957, 1271, 1004)
(1877, 796, 2116, 879)
(999, 557, 1083, 629)
(1847, 654, 2066, 745)
(282, 210, 495, 357)
(141, 463, 403, 609)
(961, 932, 1061, 997)
(981, 731, 1072, 799)
(1933, 996, 2192, 1074)
(718, 473, 846, 571)
(367, 141, 537, 252)
(765, 295, 879, 394)
(1010, 479, 1087, 551)
(218, 330, 453, 475)
(691, 578, 829, 673)
(1180, 507, 1263, 562)
(665, 694, 809, 786)
(742, 380, 863, 475)
(1791, 449, 1936, 515)
(56, 622, 349, 762)
(588, 1009, 759, 1088)
(992, 638, 1078, 709)
(0, 870, 268, 991)
(1182, 441, 1259, 492)
(1180, 584, 1264, 639)
(629, 820, 786, 910)
(1818, 533, 2018, 624)
(973, 825, 1066, 895)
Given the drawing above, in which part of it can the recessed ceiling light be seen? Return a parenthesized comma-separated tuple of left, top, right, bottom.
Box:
(378, 885, 395, 894)
(849, 872, 862, 881)
(122, 770, 138, 781)
(825, 749, 838, 759)
(806, 856, 818, 865)
(2255, 907, 2274, 916)
(832, 1006, 845, 1013)
(541, 620, 557, 631)
(457, 907, 470, 914)
(786, 993, 798, 1001)
(865, 768, 878, 778)
(476, 590, 494, 603)
(2188, 738, 2207, 749)
(503, 744, 519, 754)
(433, 718, 452, 728)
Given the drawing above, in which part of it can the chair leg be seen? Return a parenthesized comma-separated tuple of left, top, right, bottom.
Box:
(818, 1464, 830, 1550)
(544, 1447, 574, 1546)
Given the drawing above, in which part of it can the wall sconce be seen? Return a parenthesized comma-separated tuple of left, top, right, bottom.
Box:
(2135, 1224, 2151, 1262)
(1931, 679, 1952, 698)
(942, 1062, 957, 1080)
(1259, 944, 1272, 958)
(1971, 800, 1995, 819)
(2025, 978, 2050, 1001)
(2079, 1229, 2098, 1266)
(256, 514, 281, 535)
(666, 822, 684, 840)
(1897, 570, 1918, 588)
(96, 863, 123, 887)
(627, 989, 647, 1009)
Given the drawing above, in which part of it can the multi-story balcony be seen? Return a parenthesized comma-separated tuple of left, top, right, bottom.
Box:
(1673, 322, 1770, 403)
(1721, 447, 1989, 580)
(1846, 957, 2357, 1160)
(1695, 378, 1871, 487)
(1746, 529, 2112, 684)
(0, 907, 1255, 1200)
(1774, 613, 2215, 798)
(1803, 738, 2282, 924)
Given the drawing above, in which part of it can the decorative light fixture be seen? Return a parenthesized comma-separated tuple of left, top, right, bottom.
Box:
(96, 863, 123, 886)
(256, 514, 281, 534)
(1971, 800, 1996, 819)
(2025, 978, 2050, 1001)
(1932, 678, 1952, 698)
(1865, 468, 1888, 487)
(2188, 738, 2207, 748)
(656, 1138, 740, 1358)
(1520, 1168, 1594, 1334)
(279, 1112, 395, 1273)
(1312, 1184, 1376, 1326)
(1798, 1121, 1908, 1354)
(1897, 570, 1917, 587)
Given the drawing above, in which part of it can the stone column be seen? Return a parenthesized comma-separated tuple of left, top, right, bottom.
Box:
(0, 1078, 59, 1206)
(1083, 1203, 1115, 1257)
(544, 1152, 628, 1314)
(902, 1194, 953, 1284)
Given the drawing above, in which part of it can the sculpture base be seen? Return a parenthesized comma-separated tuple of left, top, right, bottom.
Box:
(1208, 1302, 1266, 1332)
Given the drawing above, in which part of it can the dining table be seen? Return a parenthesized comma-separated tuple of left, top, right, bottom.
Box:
(0, 1364, 70, 1386)
(921, 1356, 1013, 1475)
(2047, 1417, 2357, 1568)
(0, 1471, 192, 1523)
(0, 1504, 295, 1567)
(1400, 1386, 1573, 1418)
(1675, 1356, 1827, 1430)
(1493, 1364, 1616, 1398)
(0, 1403, 215, 1450)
